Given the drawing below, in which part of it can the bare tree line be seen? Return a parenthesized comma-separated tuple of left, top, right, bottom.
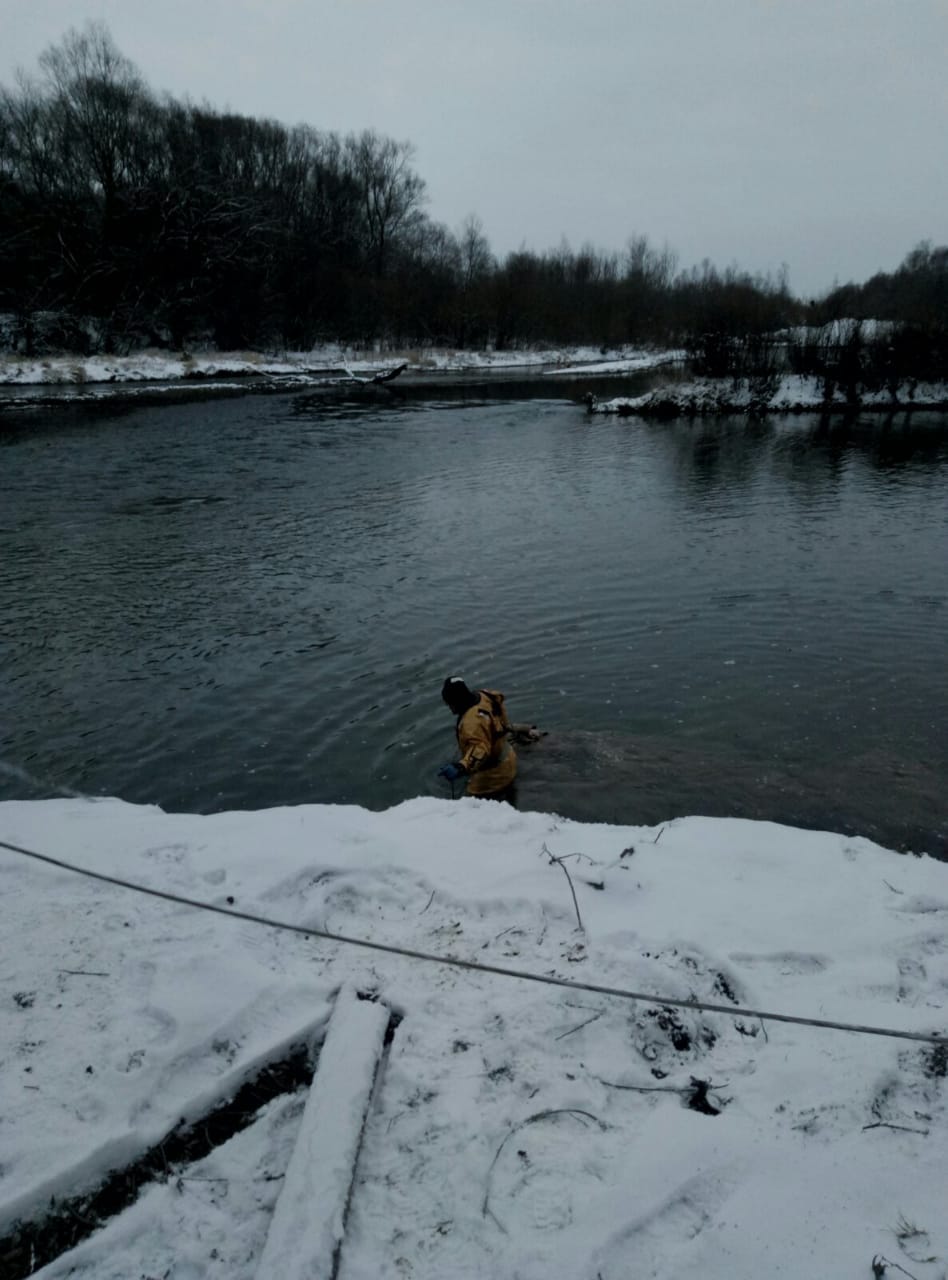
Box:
(0, 23, 944, 360)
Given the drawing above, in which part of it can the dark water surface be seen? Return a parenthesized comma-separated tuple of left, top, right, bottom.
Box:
(2, 383, 946, 854)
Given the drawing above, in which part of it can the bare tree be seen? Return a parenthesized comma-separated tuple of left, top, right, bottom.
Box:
(457, 213, 493, 290)
(450, 214, 494, 346)
(36, 21, 151, 207)
(344, 130, 426, 276)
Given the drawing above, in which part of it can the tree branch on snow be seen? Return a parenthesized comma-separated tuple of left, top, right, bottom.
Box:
(872, 1255, 921, 1280)
(597, 1075, 726, 1114)
(863, 1121, 930, 1136)
(596, 1076, 685, 1094)
(540, 843, 584, 932)
(554, 1008, 604, 1040)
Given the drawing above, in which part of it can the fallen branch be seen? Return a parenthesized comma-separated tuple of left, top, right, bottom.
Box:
(556, 851, 601, 866)
(873, 1255, 921, 1280)
(346, 362, 408, 387)
(597, 1075, 724, 1115)
(597, 1077, 683, 1094)
(555, 1009, 605, 1040)
(863, 1122, 930, 1136)
(541, 843, 584, 932)
(371, 362, 408, 384)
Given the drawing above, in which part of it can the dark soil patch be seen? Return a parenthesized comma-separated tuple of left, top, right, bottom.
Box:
(647, 1005, 718, 1054)
(651, 1007, 692, 1052)
(685, 1078, 722, 1116)
(713, 972, 739, 1004)
(924, 1043, 947, 1079)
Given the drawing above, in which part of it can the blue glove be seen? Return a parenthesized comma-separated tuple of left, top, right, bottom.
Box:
(437, 762, 464, 781)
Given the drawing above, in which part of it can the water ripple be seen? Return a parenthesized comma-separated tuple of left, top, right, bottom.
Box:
(1, 395, 946, 851)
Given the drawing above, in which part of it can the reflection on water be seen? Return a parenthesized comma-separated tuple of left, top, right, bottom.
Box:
(1, 390, 946, 856)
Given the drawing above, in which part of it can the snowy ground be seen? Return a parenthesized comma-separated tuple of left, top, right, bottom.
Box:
(0, 345, 679, 388)
(593, 373, 948, 416)
(1, 797, 946, 1279)
(542, 351, 685, 376)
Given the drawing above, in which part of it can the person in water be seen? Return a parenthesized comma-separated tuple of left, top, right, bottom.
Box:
(438, 677, 539, 801)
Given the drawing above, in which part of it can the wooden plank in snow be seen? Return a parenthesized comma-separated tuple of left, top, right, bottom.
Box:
(255, 987, 389, 1280)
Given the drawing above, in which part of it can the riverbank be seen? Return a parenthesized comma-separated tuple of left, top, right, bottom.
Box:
(592, 373, 948, 417)
(0, 344, 682, 389)
(1, 796, 945, 1279)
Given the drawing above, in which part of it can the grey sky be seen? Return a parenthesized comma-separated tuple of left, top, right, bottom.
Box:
(3, 0, 946, 297)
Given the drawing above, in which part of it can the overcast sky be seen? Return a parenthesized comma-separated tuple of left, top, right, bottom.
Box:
(2, 0, 946, 297)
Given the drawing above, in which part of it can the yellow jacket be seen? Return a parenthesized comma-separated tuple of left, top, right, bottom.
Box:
(456, 689, 517, 796)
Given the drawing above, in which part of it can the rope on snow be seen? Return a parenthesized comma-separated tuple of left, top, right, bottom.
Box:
(1, 834, 945, 1047)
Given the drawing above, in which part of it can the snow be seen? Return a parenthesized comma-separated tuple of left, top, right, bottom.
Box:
(0, 345, 679, 388)
(594, 373, 948, 415)
(1, 795, 946, 1279)
(774, 319, 896, 344)
(543, 351, 686, 376)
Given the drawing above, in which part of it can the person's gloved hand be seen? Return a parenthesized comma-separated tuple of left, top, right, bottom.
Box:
(437, 762, 465, 781)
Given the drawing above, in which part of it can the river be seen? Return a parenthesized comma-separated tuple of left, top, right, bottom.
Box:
(2, 375, 946, 855)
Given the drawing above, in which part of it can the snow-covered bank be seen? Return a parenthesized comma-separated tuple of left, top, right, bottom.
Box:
(593, 373, 948, 416)
(543, 350, 685, 376)
(1, 797, 946, 1279)
(0, 345, 679, 388)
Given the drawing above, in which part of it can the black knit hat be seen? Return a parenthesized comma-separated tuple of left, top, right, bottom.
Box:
(442, 676, 478, 714)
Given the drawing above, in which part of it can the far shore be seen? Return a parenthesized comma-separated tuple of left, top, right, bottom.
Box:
(4, 349, 946, 418)
(591, 372, 948, 417)
(0, 345, 682, 390)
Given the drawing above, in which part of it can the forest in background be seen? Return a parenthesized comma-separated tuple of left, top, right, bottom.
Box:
(1, 23, 946, 365)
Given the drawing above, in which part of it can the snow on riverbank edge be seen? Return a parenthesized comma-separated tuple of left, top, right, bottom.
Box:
(1, 796, 946, 1279)
(0, 345, 680, 388)
(593, 373, 948, 416)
